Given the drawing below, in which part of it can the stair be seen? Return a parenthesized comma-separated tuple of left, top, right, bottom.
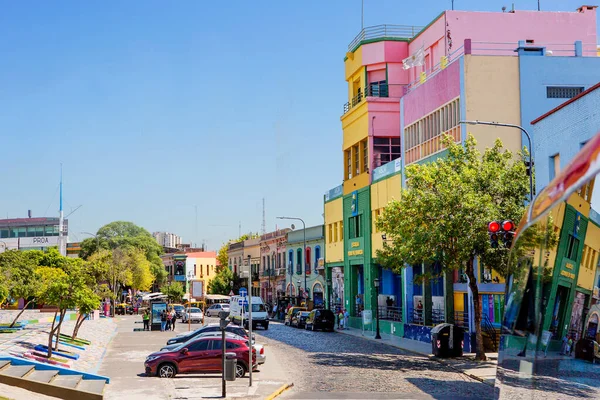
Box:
(0, 356, 109, 399)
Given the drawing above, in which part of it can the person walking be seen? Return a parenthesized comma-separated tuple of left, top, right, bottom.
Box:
(338, 309, 344, 330)
(170, 309, 176, 331)
(143, 310, 150, 331)
(160, 310, 167, 332)
(166, 310, 172, 331)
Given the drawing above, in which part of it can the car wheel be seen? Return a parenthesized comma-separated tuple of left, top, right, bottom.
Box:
(235, 362, 247, 378)
(158, 363, 176, 378)
(264, 323, 269, 330)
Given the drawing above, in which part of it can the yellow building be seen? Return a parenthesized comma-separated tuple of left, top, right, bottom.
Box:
(186, 251, 218, 298)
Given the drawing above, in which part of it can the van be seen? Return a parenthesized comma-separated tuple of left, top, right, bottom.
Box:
(229, 296, 269, 330)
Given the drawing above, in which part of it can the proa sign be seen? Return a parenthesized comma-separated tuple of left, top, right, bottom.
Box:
(32, 237, 50, 244)
(20, 237, 59, 247)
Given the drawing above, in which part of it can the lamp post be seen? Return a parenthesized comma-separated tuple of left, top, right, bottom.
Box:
(459, 120, 534, 202)
(247, 254, 253, 387)
(297, 280, 302, 306)
(374, 278, 381, 339)
(326, 278, 332, 310)
(277, 217, 307, 303)
(187, 270, 194, 331)
(81, 231, 100, 250)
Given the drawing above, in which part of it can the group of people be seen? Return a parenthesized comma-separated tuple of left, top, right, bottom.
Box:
(337, 308, 350, 329)
(560, 334, 575, 356)
(160, 309, 177, 332)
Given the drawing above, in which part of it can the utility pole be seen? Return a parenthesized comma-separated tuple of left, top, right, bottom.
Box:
(58, 164, 66, 256)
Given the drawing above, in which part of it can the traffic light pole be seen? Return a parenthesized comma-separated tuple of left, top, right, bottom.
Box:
(248, 254, 253, 387)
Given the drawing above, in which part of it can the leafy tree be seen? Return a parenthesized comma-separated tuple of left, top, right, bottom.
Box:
(79, 221, 167, 286)
(216, 242, 229, 273)
(376, 134, 530, 361)
(160, 281, 185, 303)
(0, 250, 44, 327)
(208, 266, 235, 295)
(71, 286, 100, 340)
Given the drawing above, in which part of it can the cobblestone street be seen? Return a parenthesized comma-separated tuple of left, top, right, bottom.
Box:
(254, 322, 496, 399)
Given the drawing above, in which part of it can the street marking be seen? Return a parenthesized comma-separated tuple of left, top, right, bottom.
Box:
(265, 382, 294, 400)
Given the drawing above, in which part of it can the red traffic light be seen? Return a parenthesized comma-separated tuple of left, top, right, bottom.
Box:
(502, 220, 515, 232)
(488, 221, 500, 233)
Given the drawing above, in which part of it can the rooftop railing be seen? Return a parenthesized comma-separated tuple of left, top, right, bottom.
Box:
(348, 24, 424, 52)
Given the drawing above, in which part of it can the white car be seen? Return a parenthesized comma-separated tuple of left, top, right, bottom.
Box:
(205, 303, 230, 317)
(182, 307, 204, 323)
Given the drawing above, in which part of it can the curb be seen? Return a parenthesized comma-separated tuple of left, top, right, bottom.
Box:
(265, 382, 294, 400)
(336, 328, 495, 386)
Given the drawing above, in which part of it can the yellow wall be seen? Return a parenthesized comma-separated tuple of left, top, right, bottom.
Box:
(192, 256, 218, 293)
(580, 222, 600, 290)
(370, 174, 402, 257)
(325, 197, 344, 263)
(464, 55, 522, 155)
(342, 101, 369, 195)
(345, 46, 363, 84)
(454, 292, 466, 312)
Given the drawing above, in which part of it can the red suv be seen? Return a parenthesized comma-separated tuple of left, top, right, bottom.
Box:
(145, 337, 256, 378)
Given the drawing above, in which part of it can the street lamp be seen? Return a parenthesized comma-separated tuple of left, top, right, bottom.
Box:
(187, 270, 195, 331)
(459, 120, 534, 202)
(374, 278, 381, 339)
(277, 217, 307, 302)
(297, 280, 302, 306)
(81, 231, 100, 250)
(326, 278, 332, 310)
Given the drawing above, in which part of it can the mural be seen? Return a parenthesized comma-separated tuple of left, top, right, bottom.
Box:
(332, 267, 345, 310)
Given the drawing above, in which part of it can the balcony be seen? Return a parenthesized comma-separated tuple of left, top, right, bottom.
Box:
(343, 83, 406, 114)
(348, 24, 424, 52)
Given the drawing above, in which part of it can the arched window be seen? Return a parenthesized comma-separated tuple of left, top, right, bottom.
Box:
(267, 255, 271, 275)
(296, 248, 302, 275)
(305, 247, 312, 274)
(288, 250, 294, 274)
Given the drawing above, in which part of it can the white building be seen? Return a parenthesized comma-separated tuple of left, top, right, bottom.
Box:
(152, 231, 182, 249)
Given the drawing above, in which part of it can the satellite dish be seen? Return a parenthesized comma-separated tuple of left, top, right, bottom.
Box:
(291, 224, 296, 230)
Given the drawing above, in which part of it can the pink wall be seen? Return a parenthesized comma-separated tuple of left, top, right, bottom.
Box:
(446, 8, 597, 54)
(403, 60, 460, 126)
(362, 41, 410, 84)
(368, 100, 400, 137)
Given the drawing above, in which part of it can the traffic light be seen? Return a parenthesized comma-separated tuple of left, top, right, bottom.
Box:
(488, 221, 500, 249)
(501, 220, 515, 248)
(524, 160, 535, 177)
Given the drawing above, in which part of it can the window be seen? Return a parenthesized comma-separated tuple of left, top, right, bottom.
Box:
(333, 222, 338, 242)
(277, 253, 281, 269)
(314, 246, 321, 266)
(288, 250, 294, 274)
(262, 256, 266, 272)
(546, 86, 584, 99)
(361, 139, 368, 172)
(353, 145, 359, 176)
(194, 264, 197, 276)
(349, 215, 362, 239)
(550, 153, 560, 181)
(373, 137, 401, 167)
(328, 224, 333, 243)
(346, 149, 352, 179)
(340, 221, 344, 240)
(188, 340, 210, 351)
(296, 249, 302, 274)
(305, 247, 311, 272)
(565, 235, 580, 260)
(206, 265, 209, 276)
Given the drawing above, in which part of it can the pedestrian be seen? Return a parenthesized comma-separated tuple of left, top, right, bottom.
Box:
(170, 309, 176, 331)
(338, 309, 344, 329)
(344, 309, 350, 329)
(386, 297, 394, 318)
(143, 309, 150, 331)
(568, 336, 574, 356)
(166, 310, 172, 331)
(160, 310, 167, 332)
(355, 295, 362, 313)
(272, 304, 278, 319)
(560, 334, 568, 355)
(416, 300, 423, 323)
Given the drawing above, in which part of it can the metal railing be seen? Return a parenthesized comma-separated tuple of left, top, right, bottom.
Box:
(378, 306, 402, 322)
(407, 307, 446, 326)
(343, 83, 407, 114)
(482, 313, 498, 351)
(348, 24, 424, 52)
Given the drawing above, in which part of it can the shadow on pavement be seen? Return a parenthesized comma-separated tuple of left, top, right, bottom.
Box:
(405, 377, 497, 400)
(308, 352, 450, 372)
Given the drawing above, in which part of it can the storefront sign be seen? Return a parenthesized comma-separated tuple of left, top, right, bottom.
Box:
(348, 249, 364, 256)
(151, 303, 167, 324)
(565, 262, 574, 270)
(372, 158, 401, 181)
(19, 236, 59, 248)
(351, 242, 360, 248)
(560, 270, 575, 280)
(191, 281, 203, 298)
(325, 185, 343, 202)
(351, 191, 358, 216)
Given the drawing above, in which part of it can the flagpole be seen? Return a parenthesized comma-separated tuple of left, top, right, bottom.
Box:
(361, 0, 364, 30)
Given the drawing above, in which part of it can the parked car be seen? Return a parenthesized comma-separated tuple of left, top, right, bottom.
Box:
(305, 309, 335, 331)
(291, 311, 310, 329)
(145, 337, 256, 378)
(166, 323, 250, 345)
(171, 304, 185, 319)
(205, 303, 230, 317)
(182, 307, 204, 323)
(284, 307, 306, 326)
(161, 332, 266, 365)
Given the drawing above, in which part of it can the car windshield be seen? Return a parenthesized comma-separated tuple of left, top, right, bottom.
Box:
(174, 305, 183, 310)
(189, 308, 201, 313)
(244, 304, 266, 313)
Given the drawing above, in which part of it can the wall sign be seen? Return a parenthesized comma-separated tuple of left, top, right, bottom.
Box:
(351, 191, 358, 217)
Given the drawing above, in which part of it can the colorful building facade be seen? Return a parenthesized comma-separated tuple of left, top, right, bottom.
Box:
(325, 4, 600, 348)
(284, 225, 326, 309)
(259, 229, 290, 305)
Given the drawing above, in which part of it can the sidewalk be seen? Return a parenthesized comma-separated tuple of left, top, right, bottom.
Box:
(336, 326, 498, 386)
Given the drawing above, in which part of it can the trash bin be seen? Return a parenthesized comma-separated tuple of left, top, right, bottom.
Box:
(225, 356, 237, 381)
(575, 338, 595, 362)
(431, 323, 463, 358)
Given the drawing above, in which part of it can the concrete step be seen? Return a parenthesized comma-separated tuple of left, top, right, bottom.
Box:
(0, 365, 34, 378)
(77, 379, 106, 395)
(50, 374, 82, 388)
(0, 360, 10, 371)
(27, 369, 59, 383)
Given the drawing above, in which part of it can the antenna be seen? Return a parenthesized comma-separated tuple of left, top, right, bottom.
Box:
(194, 205, 198, 248)
(538, 0, 540, 11)
(261, 198, 266, 235)
(58, 164, 66, 256)
(451, 0, 454, 10)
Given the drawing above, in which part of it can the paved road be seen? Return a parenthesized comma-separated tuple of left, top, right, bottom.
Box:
(254, 321, 496, 400)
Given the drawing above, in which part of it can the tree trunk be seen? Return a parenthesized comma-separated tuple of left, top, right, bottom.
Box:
(72, 313, 86, 340)
(10, 299, 33, 328)
(47, 310, 58, 358)
(465, 257, 487, 361)
(53, 310, 66, 351)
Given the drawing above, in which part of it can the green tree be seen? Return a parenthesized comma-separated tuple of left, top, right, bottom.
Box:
(376, 134, 530, 361)
(216, 242, 229, 272)
(0, 250, 44, 327)
(160, 281, 185, 303)
(208, 266, 235, 295)
(70, 286, 101, 340)
(79, 221, 167, 286)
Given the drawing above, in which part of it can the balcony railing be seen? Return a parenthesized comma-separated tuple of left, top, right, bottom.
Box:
(348, 24, 424, 52)
(343, 83, 407, 114)
(378, 306, 402, 322)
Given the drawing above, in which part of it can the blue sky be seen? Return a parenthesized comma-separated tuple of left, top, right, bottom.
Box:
(0, 0, 595, 249)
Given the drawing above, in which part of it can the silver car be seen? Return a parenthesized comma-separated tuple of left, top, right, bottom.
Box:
(205, 303, 230, 317)
(182, 307, 204, 323)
